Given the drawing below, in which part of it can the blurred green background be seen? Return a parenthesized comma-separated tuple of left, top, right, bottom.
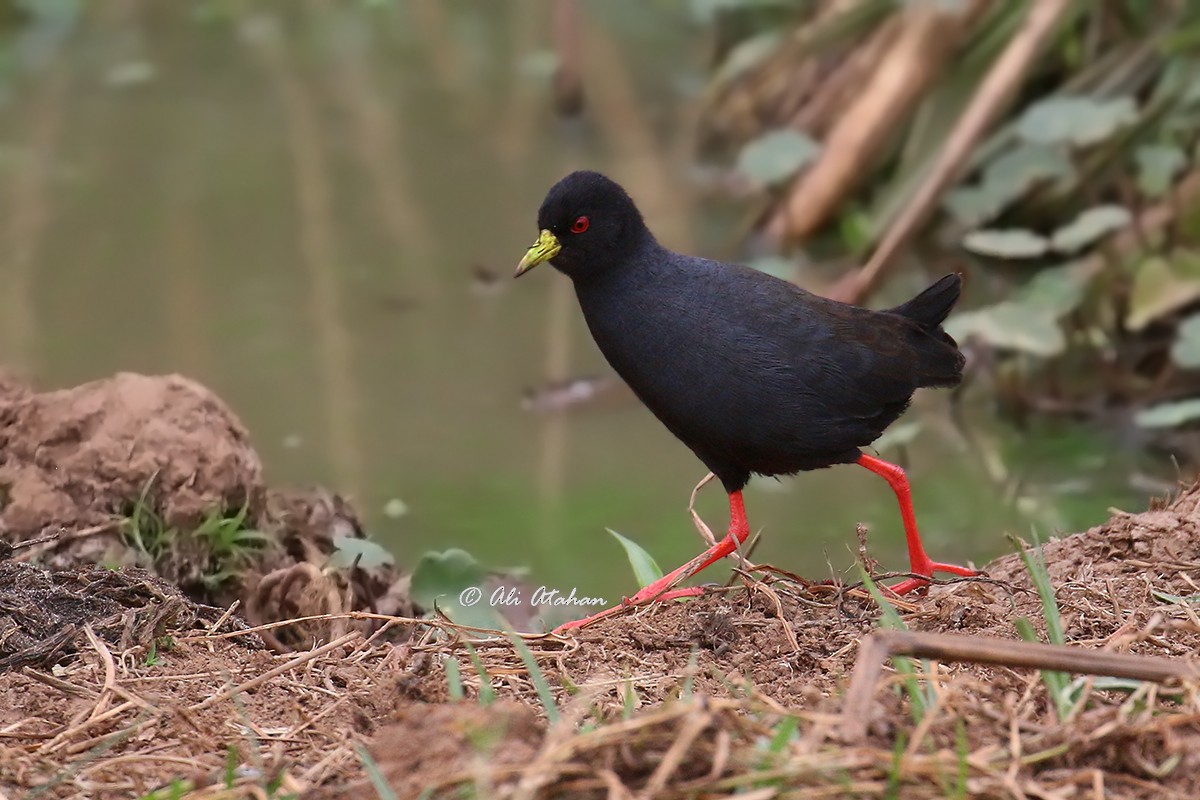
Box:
(0, 0, 1187, 601)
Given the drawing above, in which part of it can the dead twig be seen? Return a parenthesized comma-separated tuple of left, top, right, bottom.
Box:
(831, 0, 1077, 303)
(841, 629, 1200, 741)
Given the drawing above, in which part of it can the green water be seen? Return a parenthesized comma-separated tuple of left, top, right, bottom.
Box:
(0, 1, 1162, 601)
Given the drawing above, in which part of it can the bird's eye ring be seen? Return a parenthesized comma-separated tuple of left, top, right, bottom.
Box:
(571, 216, 589, 234)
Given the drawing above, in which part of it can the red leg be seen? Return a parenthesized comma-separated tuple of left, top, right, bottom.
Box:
(552, 491, 751, 634)
(856, 453, 979, 594)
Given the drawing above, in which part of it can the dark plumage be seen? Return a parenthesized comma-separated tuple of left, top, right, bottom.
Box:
(515, 170, 978, 633)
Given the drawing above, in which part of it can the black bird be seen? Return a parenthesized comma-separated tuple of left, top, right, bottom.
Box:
(515, 171, 978, 632)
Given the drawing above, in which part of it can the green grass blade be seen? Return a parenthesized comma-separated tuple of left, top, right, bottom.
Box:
(1010, 531, 1075, 720)
(622, 679, 637, 720)
(859, 567, 929, 723)
(681, 646, 700, 700)
(356, 745, 400, 800)
(607, 528, 664, 585)
(444, 656, 464, 702)
(1014, 617, 1072, 720)
(463, 643, 495, 705)
(768, 715, 798, 754)
(954, 718, 969, 800)
(1013, 530, 1065, 646)
(507, 633, 559, 724)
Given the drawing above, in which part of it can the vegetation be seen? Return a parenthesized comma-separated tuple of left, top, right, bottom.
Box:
(121, 476, 270, 595)
(699, 0, 1200, 457)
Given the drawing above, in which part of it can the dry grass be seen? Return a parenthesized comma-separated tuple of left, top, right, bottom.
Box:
(6, 486, 1200, 798)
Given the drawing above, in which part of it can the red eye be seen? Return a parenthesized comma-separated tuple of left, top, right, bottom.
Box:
(570, 216, 589, 234)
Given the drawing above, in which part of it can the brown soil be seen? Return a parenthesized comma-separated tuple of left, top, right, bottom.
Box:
(378, 488, 1200, 798)
(0, 371, 263, 541)
(0, 372, 413, 651)
(1, 370, 1198, 799)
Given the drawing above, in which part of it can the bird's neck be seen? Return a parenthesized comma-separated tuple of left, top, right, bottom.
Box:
(571, 231, 664, 292)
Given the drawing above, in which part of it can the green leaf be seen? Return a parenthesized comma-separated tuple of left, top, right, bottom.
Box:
(1049, 205, 1131, 253)
(982, 143, 1074, 202)
(1135, 399, 1200, 428)
(329, 534, 394, 569)
(944, 303, 1065, 357)
(944, 186, 1003, 227)
(1152, 588, 1200, 604)
(411, 549, 486, 607)
(607, 529, 663, 586)
(1135, 144, 1187, 198)
(1013, 263, 1092, 317)
(712, 31, 784, 85)
(736, 129, 821, 186)
(1017, 96, 1138, 147)
(961, 228, 1049, 259)
(1172, 314, 1200, 368)
(689, 0, 792, 24)
(507, 632, 560, 723)
(409, 548, 506, 631)
(1126, 252, 1200, 331)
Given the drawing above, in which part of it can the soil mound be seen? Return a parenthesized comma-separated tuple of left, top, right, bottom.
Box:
(0, 372, 411, 652)
(0, 371, 262, 546)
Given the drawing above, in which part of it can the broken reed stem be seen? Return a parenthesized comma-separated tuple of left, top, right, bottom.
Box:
(841, 629, 1200, 741)
(837, 0, 1076, 303)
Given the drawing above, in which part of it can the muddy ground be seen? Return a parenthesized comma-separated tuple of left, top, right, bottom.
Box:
(1, 372, 1199, 799)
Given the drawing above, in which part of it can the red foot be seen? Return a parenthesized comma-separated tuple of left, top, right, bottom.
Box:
(551, 494, 749, 636)
(856, 453, 981, 596)
(887, 561, 980, 595)
(551, 587, 705, 634)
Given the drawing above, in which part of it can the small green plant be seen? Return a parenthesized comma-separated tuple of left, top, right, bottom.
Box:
(1011, 531, 1074, 721)
(607, 528, 664, 585)
(622, 679, 638, 720)
(121, 474, 174, 564)
(884, 731, 909, 799)
(681, 646, 700, 700)
(195, 505, 272, 588)
(464, 643, 495, 705)
(859, 567, 932, 724)
(767, 714, 798, 755)
(143, 636, 173, 667)
(445, 656, 464, 702)
(136, 779, 190, 800)
(506, 632, 559, 724)
(224, 744, 239, 789)
(953, 718, 970, 800)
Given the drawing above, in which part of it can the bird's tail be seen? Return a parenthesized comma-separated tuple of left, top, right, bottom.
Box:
(888, 273, 961, 330)
(888, 273, 965, 388)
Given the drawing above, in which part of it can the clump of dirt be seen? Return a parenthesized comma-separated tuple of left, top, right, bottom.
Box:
(0, 371, 413, 652)
(247, 486, 414, 650)
(331, 702, 544, 799)
(0, 371, 263, 542)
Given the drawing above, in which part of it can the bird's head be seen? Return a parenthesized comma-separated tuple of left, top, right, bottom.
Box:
(514, 170, 649, 280)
